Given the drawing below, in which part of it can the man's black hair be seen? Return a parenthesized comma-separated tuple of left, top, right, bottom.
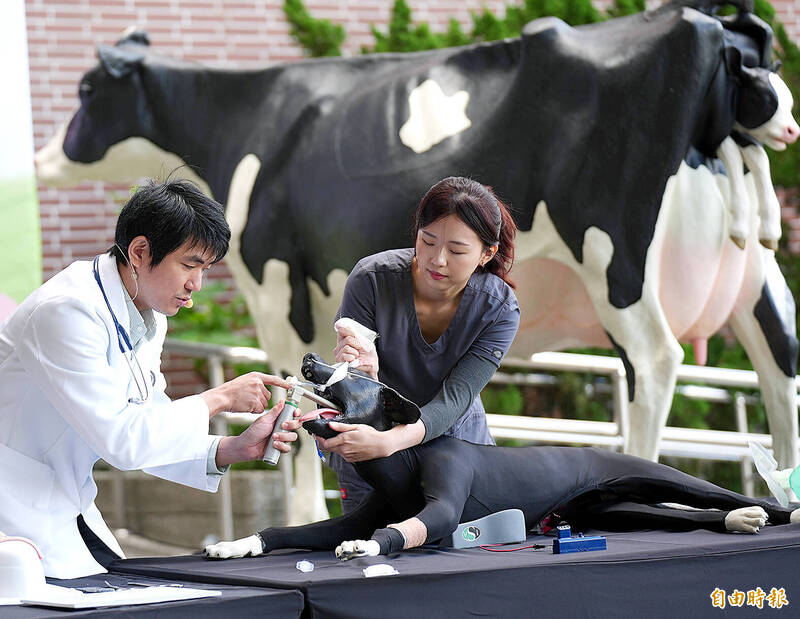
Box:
(110, 178, 230, 268)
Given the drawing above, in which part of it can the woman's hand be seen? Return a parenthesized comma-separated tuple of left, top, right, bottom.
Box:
(316, 423, 389, 462)
(317, 419, 426, 462)
(215, 400, 302, 466)
(333, 323, 379, 380)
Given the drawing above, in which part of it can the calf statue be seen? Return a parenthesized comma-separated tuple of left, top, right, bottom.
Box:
(204, 354, 800, 561)
(34, 0, 800, 528)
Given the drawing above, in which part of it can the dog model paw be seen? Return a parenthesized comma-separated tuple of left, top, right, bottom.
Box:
(335, 539, 380, 561)
(204, 535, 263, 559)
(725, 506, 768, 533)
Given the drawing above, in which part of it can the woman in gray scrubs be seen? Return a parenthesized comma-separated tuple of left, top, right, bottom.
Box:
(318, 177, 520, 512)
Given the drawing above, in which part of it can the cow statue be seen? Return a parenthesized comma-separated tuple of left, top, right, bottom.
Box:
(35, 1, 800, 528)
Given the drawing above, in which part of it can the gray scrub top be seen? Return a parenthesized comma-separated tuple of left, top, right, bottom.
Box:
(336, 248, 520, 442)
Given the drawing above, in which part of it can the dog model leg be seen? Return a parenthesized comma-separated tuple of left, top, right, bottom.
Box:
(205, 492, 393, 560)
(335, 517, 428, 560)
(569, 501, 768, 534)
(563, 448, 794, 534)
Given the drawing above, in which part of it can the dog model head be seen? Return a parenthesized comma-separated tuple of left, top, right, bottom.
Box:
(300, 353, 421, 439)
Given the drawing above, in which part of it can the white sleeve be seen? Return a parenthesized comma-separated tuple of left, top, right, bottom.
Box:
(16, 297, 211, 482)
(143, 432, 225, 492)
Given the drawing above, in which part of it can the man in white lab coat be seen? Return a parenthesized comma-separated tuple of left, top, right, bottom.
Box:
(0, 178, 300, 578)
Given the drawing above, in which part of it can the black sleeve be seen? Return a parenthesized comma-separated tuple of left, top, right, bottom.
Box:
(419, 352, 498, 443)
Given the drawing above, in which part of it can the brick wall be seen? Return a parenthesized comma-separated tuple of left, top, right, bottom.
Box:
(25, 0, 510, 396)
(27, 0, 516, 279)
(24, 0, 800, 396)
(775, 0, 800, 35)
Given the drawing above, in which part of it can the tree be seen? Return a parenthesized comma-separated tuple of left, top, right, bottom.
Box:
(283, 0, 650, 56)
(283, 0, 346, 57)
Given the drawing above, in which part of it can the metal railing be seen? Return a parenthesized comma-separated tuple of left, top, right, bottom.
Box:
(148, 341, 798, 534)
(162, 339, 294, 541)
(495, 353, 781, 464)
(493, 353, 800, 496)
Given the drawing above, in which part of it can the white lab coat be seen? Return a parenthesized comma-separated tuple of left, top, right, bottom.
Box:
(0, 253, 220, 579)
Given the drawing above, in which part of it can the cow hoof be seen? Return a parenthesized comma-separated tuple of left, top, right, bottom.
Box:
(759, 238, 779, 251)
(730, 235, 746, 250)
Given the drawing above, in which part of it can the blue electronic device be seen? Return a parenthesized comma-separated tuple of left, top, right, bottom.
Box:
(552, 524, 607, 554)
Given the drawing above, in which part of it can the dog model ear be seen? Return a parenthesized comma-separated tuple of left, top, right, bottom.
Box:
(380, 386, 421, 425)
(98, 43, 145, 79)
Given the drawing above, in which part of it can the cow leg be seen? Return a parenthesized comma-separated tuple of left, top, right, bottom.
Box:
(615, 320, 683, 462)
(717, 136, 751, 249)
(729, 253, 799, 469)
(224, 154, 336, 525)
(576, 229, 683, 461)
(739, 143, 782, 250)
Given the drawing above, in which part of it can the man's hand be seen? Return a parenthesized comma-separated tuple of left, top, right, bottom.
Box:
(204, 535, 263, 559)
(201, 372, 292, 418)
(335, 539, 380, 561)
(215, 401, 301, 466)
(333, 321, 379, 380)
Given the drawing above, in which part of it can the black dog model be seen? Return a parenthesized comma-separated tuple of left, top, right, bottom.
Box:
(298, 353, 421, 440)
(205, 354, 800, 561)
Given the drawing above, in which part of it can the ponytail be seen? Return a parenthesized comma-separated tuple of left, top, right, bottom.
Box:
(483, 197, 516, 289)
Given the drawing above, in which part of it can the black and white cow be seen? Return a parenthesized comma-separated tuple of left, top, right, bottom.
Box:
(35, 0, 799, 498)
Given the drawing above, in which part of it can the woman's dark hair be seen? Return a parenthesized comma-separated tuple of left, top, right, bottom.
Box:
(110, 177, 230, 268)
(412, 176, 517, 288)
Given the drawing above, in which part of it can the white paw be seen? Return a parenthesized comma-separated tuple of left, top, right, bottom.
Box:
(725, 507, 768, 534)
(204, 535, 263, 559)
(791, 509, 800, 525)
(335, 539, 380, 561)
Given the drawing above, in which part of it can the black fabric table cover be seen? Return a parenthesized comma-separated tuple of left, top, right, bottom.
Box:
(110, 525, 800, 618)
(4, 571, 303, 618)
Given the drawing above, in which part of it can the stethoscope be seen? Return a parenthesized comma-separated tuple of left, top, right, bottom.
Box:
(93, 256, 152, 404)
